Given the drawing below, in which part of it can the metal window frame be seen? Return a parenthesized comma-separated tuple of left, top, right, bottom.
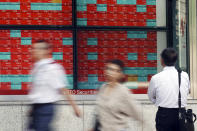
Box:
(0, 0, 179, 91)
(186, 0, 190, 74)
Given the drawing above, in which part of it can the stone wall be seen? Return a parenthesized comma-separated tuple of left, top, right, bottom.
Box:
(0, 100, 197, 131)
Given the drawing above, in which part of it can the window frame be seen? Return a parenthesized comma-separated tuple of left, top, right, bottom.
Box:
(0, 0, 190, 100)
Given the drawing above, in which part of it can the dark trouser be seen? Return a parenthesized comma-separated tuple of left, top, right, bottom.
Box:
(156, 107, 185, 131)
(29, 103, 55, 131)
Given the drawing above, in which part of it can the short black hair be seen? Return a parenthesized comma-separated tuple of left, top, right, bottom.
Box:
(35, 40, 52, 49)
(161, 48, 177, 66)
(107, 59, 124, 71)
(107, 59, 126, 83)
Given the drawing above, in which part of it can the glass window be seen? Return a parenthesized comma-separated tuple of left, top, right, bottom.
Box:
(77, 30, 166, 94)
(156, 0, 166, 27)
(172, 0, 187, 71)
(0, 30, 73, 95)
(77, 0, 166, 27)
(0, 0, 170, 97)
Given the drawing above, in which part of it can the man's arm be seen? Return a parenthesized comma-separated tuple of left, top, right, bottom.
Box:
(49, 65, 82, 117)
(60, 88, 81, 117)
(187, 73, 191, 94)
(147, 77, 156, 104)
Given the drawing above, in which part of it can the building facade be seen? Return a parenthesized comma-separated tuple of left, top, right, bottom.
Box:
(0, 0, 196, 130)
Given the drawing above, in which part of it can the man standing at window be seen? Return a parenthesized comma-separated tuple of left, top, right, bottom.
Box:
(28, 40, 81, 131)
(148, 48, 190, 131)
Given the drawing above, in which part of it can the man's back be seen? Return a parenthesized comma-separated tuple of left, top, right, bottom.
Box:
(148, 66, 190, 108)
(148, 48, 190, 131)
(29, 58, 68, 103)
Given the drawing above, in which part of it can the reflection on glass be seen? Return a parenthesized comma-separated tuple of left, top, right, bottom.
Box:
(173, 0, 187, 71)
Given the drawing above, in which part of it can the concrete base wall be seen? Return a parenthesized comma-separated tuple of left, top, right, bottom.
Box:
(0, 100, 197, 131)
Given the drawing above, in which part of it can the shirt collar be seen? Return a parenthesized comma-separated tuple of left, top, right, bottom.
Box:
(34, 58, 54, 68)
(163, 66, 176, 71)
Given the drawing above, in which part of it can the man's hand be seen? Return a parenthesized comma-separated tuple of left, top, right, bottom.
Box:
(28, 108, 33, 117)
(60, 88, 82, 118)
(74, 107, 82, 117)
(138, 82, 149, 88)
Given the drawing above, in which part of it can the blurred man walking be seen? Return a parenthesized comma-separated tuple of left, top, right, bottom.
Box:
(28, 40, 81, 131)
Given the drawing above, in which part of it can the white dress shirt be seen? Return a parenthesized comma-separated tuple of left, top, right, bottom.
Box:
(148, 66, 190, 108)
(28, 58, 69, 103)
